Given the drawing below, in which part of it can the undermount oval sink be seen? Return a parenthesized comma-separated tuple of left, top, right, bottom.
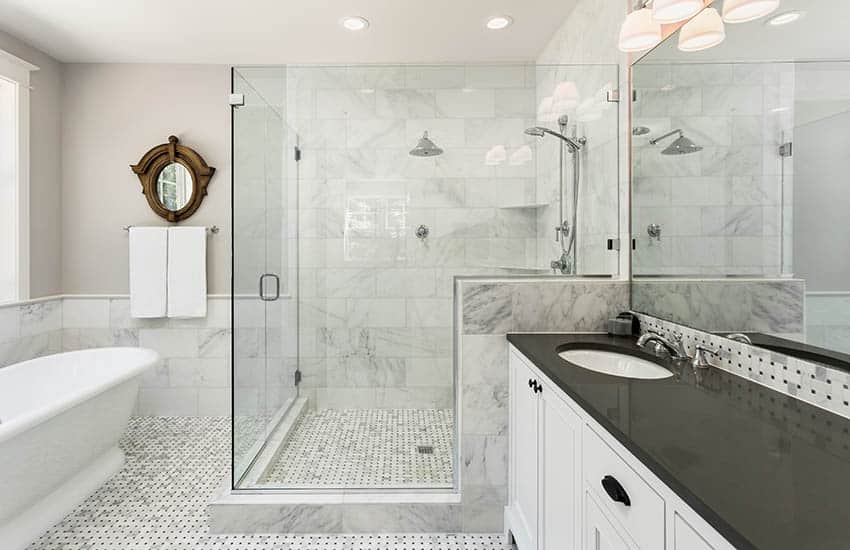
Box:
(558, 349, 674, 380)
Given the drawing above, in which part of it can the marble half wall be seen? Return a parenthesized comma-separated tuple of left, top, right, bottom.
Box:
(631, 278, 805, 336)
(457, 277, 629, 531)
(0, 297, 63, 367)
(0, 296, 236, 417)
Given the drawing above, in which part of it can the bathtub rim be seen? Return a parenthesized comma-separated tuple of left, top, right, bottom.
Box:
(0, 347, 159, 444)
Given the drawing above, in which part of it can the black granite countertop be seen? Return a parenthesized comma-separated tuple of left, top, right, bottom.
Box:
(507, 333, 850, 550)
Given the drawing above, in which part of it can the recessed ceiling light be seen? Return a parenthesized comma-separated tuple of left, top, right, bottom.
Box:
(766, 11, 804, 26)
(486, 15, 513, 30)
(341, 16, 369, 31)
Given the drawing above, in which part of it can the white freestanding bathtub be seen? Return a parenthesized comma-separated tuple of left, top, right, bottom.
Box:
(0, 347, 159, 549)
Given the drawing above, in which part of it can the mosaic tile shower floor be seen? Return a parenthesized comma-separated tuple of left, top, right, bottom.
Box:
(28, 417, 505, 550)
(259, 409, 453, 488)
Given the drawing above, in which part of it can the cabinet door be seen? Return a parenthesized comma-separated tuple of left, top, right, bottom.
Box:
(673, 513, 715, 550)
(584, 491, 635, 550)
(540, 387, 582, 550)
(510, 352, 540, 549)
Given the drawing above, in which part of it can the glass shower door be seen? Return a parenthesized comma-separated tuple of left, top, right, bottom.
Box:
(232, 68, 298, 486)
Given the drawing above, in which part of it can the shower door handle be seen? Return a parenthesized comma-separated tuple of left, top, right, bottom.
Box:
(259, 273, 280, 302)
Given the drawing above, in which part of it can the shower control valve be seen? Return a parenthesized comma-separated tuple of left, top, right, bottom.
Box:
(415, 224, 430, 240)
(647, 223, 662, 241)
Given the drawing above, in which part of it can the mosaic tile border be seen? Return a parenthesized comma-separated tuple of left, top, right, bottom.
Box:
(635, 312, 850, 420)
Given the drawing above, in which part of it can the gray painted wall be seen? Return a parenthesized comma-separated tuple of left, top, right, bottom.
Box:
(61, 63, 231, 294)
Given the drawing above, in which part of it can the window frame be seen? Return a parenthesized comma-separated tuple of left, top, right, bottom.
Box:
(0, 49, 37, 303)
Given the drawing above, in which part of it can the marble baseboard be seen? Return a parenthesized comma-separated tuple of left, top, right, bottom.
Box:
(208, 501, 468, 534)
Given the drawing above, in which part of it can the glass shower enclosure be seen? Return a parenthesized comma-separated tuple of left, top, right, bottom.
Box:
(231, 63, 620, 491)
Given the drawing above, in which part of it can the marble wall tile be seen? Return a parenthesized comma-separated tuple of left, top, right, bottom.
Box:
(461, 284, 514, 334)
(633, 61, 793, 276)
(341, 504, 462, 533)
(632, 279, 805, 333)
(20, 299, 63, 336)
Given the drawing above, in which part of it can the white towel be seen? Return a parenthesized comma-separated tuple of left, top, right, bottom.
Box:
(167, 226, 207, 318)
(129, 227, 168, 318)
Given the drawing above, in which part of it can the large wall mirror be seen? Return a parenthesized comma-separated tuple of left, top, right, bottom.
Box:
(630, 0, 850, 367)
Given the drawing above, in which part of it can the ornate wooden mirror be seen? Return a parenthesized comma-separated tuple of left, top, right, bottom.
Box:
(130, 135, 215, 222)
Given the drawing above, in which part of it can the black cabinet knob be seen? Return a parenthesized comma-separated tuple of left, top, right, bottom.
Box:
(601, 475, 631, 507)
(528, 378, 534, 388)
(534, 381, 543, 394)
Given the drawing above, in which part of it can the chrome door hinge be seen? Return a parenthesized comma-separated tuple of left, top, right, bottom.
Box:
(294, 146, 302, 162)
(606, 89, 621, 103)
(607, 238, 621, 251)
(294, 370, 302, 386)
(229, 93, 245, 107)
(779, 142, 793, 157)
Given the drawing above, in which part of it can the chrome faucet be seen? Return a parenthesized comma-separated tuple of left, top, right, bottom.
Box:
(637, 331, 689, 360)
(550, 251, 573, 275)
(727, 333, 752, 345)
(692, 345, 719, 370)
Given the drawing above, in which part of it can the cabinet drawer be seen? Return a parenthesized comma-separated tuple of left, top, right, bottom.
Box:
(583, 425, 665, 550)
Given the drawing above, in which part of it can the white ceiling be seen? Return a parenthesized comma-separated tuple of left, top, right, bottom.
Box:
(643, 0, 850, 63)
(0, 0, 579, 64)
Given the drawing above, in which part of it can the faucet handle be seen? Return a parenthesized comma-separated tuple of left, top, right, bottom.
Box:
(692, 345, 718, 370)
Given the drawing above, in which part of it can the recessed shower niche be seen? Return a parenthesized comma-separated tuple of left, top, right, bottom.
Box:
(230, 63, 621, 491)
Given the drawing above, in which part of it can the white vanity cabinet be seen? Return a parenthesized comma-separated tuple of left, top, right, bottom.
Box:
(506, 346, 738, 550)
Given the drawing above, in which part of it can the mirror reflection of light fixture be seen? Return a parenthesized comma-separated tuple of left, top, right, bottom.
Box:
(537, 96, 558, 122)
(722, 0, 780, 23)
(509, 145, 533, 166)
(652, 0, 704, 23)
(553, 81, 580, 112)
(485, 145, 507, 166)
(678, 7, 726, 52)
(766, 10, 803, 26)
(618, 6, 663, 52)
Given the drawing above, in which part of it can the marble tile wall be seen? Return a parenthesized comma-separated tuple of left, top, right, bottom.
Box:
(806, 293, 850, 355)
(278, 65, 546, 410)
(632, 62, 795, 276)
(0, 296, 232, 416)
(535, 0, 631, 278)
(457, 277, 630, 530)
(0, 297, 63, 367)
(631, 278, 805, 336)
(533, 64, 621, 276)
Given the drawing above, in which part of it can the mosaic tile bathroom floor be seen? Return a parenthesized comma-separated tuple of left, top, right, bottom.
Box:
(28, 417, 506, 550)
(259, 409, 453, 488)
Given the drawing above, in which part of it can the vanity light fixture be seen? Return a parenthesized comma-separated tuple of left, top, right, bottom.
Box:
(486, 15, 513, 30)
(678, 7, 726, 52)
(618, 6, 663, 53)
(766, 10, 803, 26)
(652, 0, 705, 24)
(722, 0, 780, 23)
(340, 16, 369, 31)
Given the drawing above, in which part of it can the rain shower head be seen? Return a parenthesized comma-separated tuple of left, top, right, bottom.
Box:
(409, 131, 444, 157)
(649, 129, 703, 155)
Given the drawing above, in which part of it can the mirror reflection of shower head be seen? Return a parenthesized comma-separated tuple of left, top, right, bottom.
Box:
(524, 125, 584, 153)
(409, 131, 444, 157)
(649, 129, 703, 155)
